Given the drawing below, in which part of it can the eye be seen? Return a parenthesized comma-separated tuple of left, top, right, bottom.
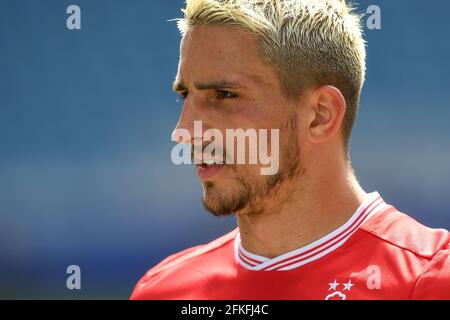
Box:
(216, 90, 238, 100)
(176, 91, 189, 102)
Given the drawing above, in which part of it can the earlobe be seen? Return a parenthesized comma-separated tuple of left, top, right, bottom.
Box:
(308, 86, 346, 144)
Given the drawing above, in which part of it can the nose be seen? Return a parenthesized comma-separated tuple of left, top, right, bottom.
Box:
(172, 96, 203, 144)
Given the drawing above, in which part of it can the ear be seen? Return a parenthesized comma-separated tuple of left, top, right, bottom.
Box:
(307, 85, 346, 144)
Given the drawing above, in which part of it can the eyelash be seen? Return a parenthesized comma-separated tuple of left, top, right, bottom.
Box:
(215, 90, 239, 100)
(177, 91, 189, 101)
(176, 90, 239, 102)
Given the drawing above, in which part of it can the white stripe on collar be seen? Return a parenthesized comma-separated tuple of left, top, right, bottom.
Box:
(235, 191, 388, 271)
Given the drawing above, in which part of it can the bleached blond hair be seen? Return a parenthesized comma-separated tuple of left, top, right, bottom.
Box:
(177, 0, 366, 146)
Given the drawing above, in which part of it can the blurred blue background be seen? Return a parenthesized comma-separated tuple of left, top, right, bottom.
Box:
(0, 0, 449, 299)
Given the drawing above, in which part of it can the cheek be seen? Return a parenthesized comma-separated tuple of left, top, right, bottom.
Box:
(222, 100, 276, 128)
(221, 108, 260, 129)
(233, 164, 265, 184)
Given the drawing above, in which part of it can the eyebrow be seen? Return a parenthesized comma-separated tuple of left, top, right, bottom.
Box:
(172, 80, 187, 93)
(172, 79, 245, 93)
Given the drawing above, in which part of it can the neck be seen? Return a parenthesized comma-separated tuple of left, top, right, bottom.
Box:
(236, 159, 366, 259)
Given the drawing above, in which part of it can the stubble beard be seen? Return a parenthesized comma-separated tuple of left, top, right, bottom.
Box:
(202, 112, 303, 217)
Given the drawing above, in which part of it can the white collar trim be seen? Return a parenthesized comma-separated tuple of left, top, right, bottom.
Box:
(235, 192, 387, 271)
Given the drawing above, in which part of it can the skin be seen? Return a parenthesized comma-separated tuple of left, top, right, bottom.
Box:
(173, 25, 366, 259)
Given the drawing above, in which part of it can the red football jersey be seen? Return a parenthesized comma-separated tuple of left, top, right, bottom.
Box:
(131, 192, 450, 300)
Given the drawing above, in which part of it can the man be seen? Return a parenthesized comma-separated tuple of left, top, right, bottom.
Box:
(131, 0, 450, 299)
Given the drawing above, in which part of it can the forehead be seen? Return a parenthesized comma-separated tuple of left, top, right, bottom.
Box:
(178, 25, 278, 86)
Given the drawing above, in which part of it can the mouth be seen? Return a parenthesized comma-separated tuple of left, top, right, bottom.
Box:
(196, 159, 226, 181)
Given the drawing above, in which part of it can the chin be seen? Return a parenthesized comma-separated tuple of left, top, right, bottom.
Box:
(202, 181, 249, 217)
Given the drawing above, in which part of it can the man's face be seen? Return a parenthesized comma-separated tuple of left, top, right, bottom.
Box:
(174, 25, 302, 216)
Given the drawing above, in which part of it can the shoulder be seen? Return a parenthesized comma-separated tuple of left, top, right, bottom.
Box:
(410, 248, 450, 299)
(361, 205, 450, 259)
(360, 205, 450, 299)
(130, 228, 238, 300)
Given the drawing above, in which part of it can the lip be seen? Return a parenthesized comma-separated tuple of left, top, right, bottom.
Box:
(196, 164, 225, 180)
